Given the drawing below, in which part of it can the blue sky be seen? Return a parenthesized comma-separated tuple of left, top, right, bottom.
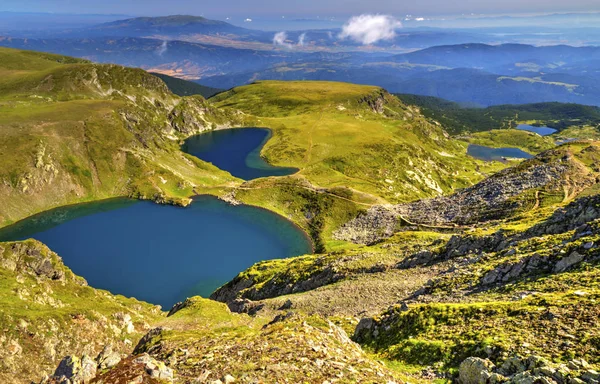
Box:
(3, 0, 600, 18)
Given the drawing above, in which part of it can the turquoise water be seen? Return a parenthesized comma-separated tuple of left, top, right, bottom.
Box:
(0, 196, 312, 308)
(467, 144, 534, 161)
(517, 124, 557, 136)
(183, 128, 298, 180)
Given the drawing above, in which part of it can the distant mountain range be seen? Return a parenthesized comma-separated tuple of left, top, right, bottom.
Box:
(7, 14, 600, 49)
(58, 15, 263, 40)
(2, 15, 600, 106)
(197, 44, 600, 107)
(0, 36, 303, 79)
(392, 43, 600, 74)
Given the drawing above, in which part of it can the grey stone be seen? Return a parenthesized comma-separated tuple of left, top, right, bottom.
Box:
(569, 359, 590, 370)
(554, 251, 585, 273)
(512, 372, 537, 384)
(53, 355, 97, 384)
(582, 370, 600, 383)
(459, 357, 495, 384)
(96, 345, 121, 370)
(500, 356, 526, 376)
(279, 299, 293, 310)
(353, 317, 375, 340)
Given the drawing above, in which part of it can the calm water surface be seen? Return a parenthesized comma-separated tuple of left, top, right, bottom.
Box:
(517, 124, 557, 136)
(0, 196, 312, 308)
(183, 128, 298, 180)
(467, 144, 534, 161)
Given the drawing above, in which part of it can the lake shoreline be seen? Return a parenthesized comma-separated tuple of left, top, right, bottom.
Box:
(182, 127, 299, 180)
(0, 194, 314, 308)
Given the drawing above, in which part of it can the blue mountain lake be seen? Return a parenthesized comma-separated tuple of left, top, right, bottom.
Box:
(467, 144, 534, 161)
(0, 196, 312, 308)
(183, 128, 299, 180)
(517, 124, 557, 136)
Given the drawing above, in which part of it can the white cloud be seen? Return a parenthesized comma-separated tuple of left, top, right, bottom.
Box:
(273, 31, 293, 49)
(298, 33, 307, 46)
(244, 18, 252, 22)
(339, 14, 402, 45)
(327, 31, 333, 39)
(157, 40, 168, 56)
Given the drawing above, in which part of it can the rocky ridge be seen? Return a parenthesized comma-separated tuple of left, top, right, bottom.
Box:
(459, 355, 600, 384)
(335, 143, 600, 244)
(0, 240, 163, 384)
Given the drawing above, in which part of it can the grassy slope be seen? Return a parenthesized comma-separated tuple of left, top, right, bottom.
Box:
(0, 47, 241, 227)
(213, 81, 504, 205)
(356, 222, 600, 371)
(557, 125, 600, 141)
(460, 129, 556, 154)
(210, 196, 600, 381)
(122, 297, 403, 383)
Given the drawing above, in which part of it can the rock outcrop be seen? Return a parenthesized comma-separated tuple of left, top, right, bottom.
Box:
(336, 144, 599, 244)
(50, 355, 97, 384)
(0, 240, 162, 384)
(459, 355, 600, 384)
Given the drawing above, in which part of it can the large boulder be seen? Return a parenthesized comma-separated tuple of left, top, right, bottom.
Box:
(96, 345, 121, 370)
(459, 357, 496, 384)
(53, 355, 97, 383)
(554, 251, 585, 273)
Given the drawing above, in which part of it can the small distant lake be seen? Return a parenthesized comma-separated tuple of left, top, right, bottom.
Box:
(467, 144, 534, 162)
(517, 124, 557, 136)
(183, 128, 298, 180)
(0, 196, 312, 308)
(556, 138, 578, 145)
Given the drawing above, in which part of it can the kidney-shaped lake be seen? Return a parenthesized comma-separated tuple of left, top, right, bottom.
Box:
(0, 196, 312, 308)
(183, 128, 299, 180)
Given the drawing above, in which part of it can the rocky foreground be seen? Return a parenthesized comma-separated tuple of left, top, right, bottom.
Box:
(7, 141, 593, 384)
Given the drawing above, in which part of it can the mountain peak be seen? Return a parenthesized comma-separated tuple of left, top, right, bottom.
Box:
(83, 14, 247, 37)
(108, 15, 228, 27)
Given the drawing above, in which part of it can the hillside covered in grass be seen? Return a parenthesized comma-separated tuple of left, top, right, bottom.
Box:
(0, 47, 242, 227)
(213, 81, 503, 205)
(211, 142, 600, 382)
(1, 47, 599, 384)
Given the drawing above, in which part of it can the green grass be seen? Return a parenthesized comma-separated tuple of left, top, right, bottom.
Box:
(212, 81, 505, 204)
(462, 129, 556, 154)
(556, 125, 600, 140)
(359, 291, 600, 369)
(0, 47, 241, 227)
